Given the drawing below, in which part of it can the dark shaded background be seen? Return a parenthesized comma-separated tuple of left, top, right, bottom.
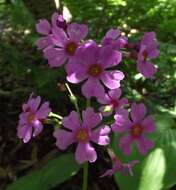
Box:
(0, 0, 176, 189)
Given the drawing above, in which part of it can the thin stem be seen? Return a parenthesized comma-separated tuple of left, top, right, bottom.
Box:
(49, 112, 63, 120)
(65, 83, 80, 114)
(82, 162, 88, 190)
(86, 99, 91, 107)
(65, 83, 74, 96)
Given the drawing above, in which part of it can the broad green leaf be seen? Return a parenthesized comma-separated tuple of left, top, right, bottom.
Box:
(112, 113, 176, 190)
(7, 153, 80, 190)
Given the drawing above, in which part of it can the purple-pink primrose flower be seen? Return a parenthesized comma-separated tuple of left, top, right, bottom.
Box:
(111, 108, 129, 132)
(51, 12, 67, 30)
(102, 29, 128, 49)
(66, 41, 124, 98)
(97, 88, 128, 116)
(137, 32, 159, 78)
(101, 157, 139, 177)
(53, 108, 111, 164)
(17, 93, 51, 143)
(36, 13, 67, 50)
(36, 19, 53, 50)
(112, 103, 155, 155)
(43, 23, 88, 68)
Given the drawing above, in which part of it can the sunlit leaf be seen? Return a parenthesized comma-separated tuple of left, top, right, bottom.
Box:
(7, 153, 80, 190)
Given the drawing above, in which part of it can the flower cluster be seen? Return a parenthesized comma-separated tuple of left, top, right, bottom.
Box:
(17, 12, 159, 179)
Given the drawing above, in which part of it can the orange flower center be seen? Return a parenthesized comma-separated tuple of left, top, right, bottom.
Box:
(76, 129, 89, 142)
(88, 64, 102, 77)
(131, 124, 143, 138)
(27, 113, 35, 123)
(65, 41, 78, 56)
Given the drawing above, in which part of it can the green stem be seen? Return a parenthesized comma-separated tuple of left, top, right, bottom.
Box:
(65, 83, 80, 114)
(82, 162, 88, 190)
(82, 99, 91, 190)
(86, 99, 91, 107)
(49, 112, 63, 120)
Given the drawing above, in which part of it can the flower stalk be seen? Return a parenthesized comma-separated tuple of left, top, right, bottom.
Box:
(65, 83, 80, 115)
(82, 162, 88, 190)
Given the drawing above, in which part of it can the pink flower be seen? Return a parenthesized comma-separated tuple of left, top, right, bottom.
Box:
(53, 108, 111, 164)
(66, 41, 124, 98)
(51, 12, 67, 30)
(101, 157, 139, 177)
(112, 103, 155, 155)
(97, 88, 128, 116)
(36, 13, 67, 50)
(137, 32, 159, 78)
(102, 29, 128, 49)
(43, 23, 88, 68)
(17, 93, 51, 143)
(36, 19, 53, 50)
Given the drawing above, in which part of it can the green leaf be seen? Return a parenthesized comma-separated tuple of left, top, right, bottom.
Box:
(112, 113, 176, 190)
(7, 153, 80, 190)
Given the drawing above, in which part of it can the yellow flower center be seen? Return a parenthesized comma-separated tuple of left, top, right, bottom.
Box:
(76, 129, 89, 142)
(65, 41, 78, 56)
(88, 64, 102, 77)
(27, 113, 35, 123)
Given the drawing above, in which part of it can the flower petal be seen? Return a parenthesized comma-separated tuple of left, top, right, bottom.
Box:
(75, 142, 97, 164)
(101, 70, 124, 89)
(62, 111, 81, 131)
(91, 125, 110, 145)
(67, 23, 88, 42)
(100, 169, 115, 177)
(108, 88, 121, 99)
(75, 40, 99, 66)
(44, 46, 67, 67)
(112, 115, 131, 133)
(148, 49, 159, 59)
(82, 78, 105, 98)
(141, 32, 157, 46)
(32, 120, 43, 137)
(17, 125, 32, 143)
(36, 19, 51, 35)
(99, 46, 122, 68)
(28, 96, 41, 113)
(66, 61, 88, 83)
(82, 107, 102, 129)
(51, 12, 67, 30)
(52, 27, 68, 47)
(137, 136, 155, 155)
(131, 103, 146, 123)
(137, 61, 157, 78)
(119, 135, 133, 155)
(106, 29, 120, 39)
(36, 36, 52, 50)
(36, 102, 51, 119)
(142, 116, 156, 133)
(53, 129, 75, 150)
(97, 93, 110, 104)
(118, 98, 128, 107)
